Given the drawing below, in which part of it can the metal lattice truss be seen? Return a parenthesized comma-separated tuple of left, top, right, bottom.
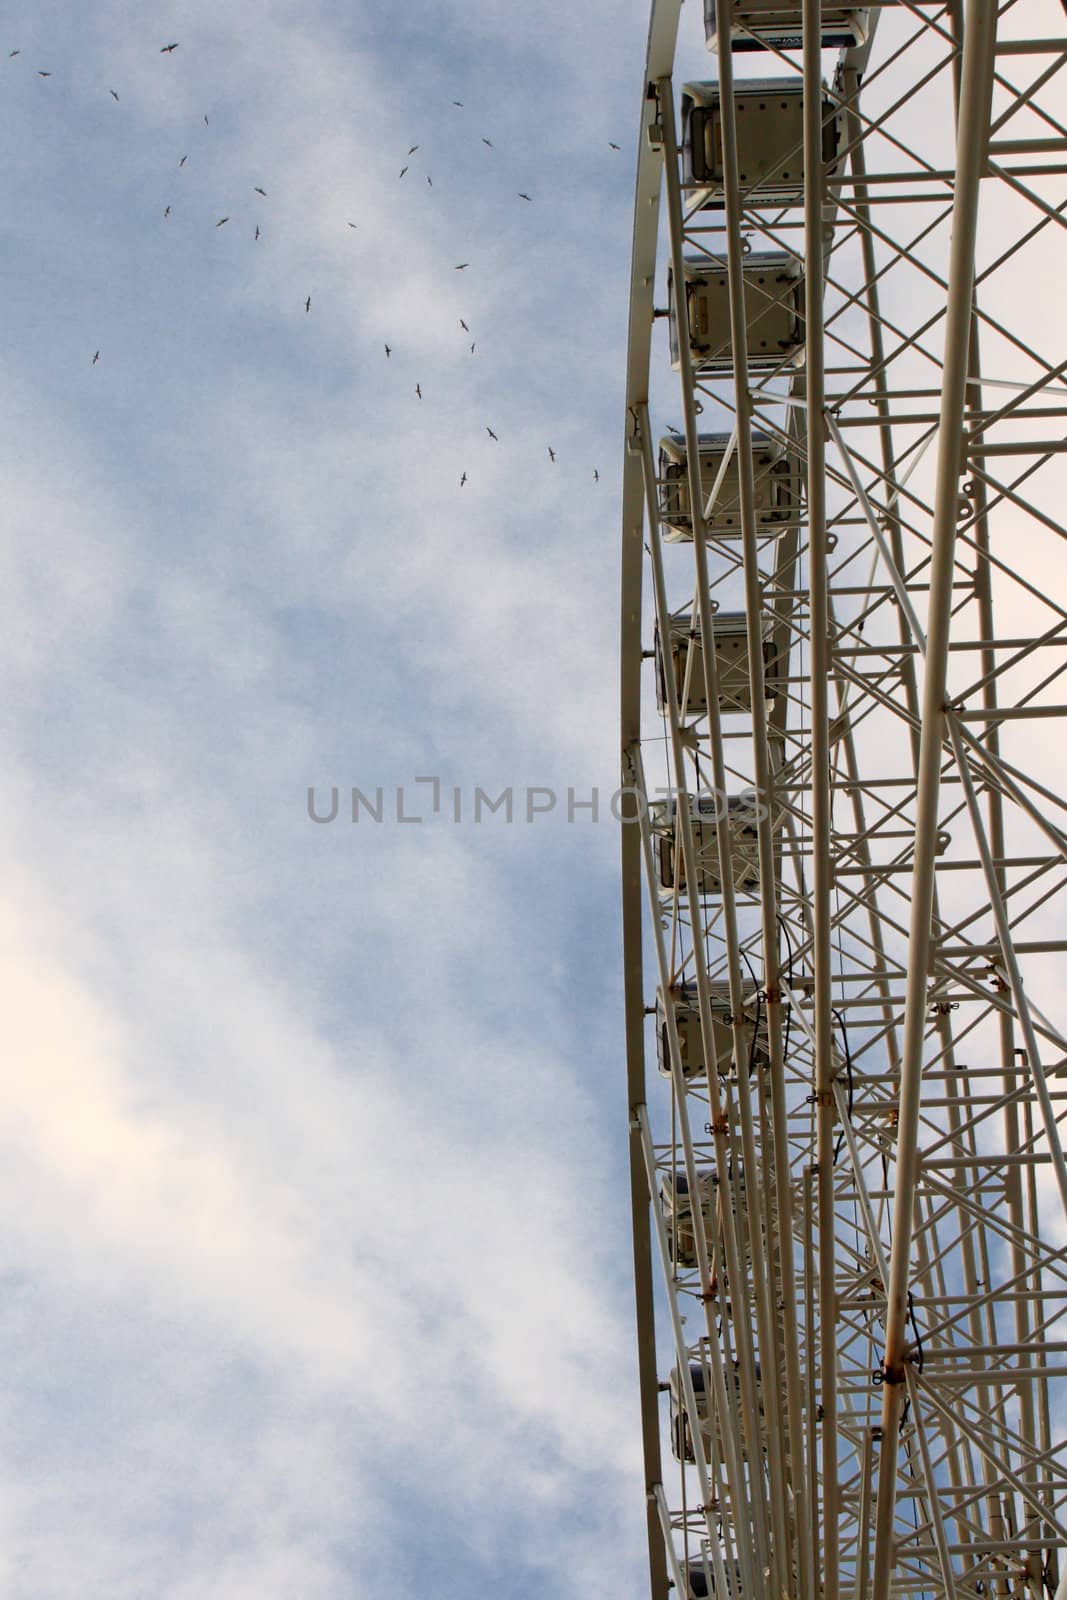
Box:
(619, 2, 1067, 1598)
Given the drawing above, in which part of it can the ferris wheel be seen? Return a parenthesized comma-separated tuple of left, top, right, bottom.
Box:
(619, 2, 1067, 1597)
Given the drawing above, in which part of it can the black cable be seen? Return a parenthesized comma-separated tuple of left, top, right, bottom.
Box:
(738, 944, 763, 1079)
(831, 1007, 855, 1167)
(907, 1288, 925, 1376)
(777, 912, 794, 1065)
(898, 1291, 925, 1435)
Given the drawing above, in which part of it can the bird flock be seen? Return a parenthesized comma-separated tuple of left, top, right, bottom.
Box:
(8, 36, 617, 489)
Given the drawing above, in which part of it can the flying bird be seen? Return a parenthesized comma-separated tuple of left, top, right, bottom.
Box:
(161, 42, 179, 53)
(518, 192, 532, 201)
(92, 351, 100, 365)
(109, 89, 119, 101)
(254, 186, 267, 196)
(8, 51, 19, 58)
(37, 70, 51, 77)
(426, 175, 433, 186)
(399, 165, 408, 178)
(486, 427, 498, 441)
(347, 222, 357, 228)
(609, 141, 620, 150)
(163, 205, 171, 218)
(459, 320, 469, 331)
(452, 100, 463, 107)
(384, 344, 392, 358)
(179, 154, 187, 167)
(305, 296, 311, 313)
(548, 447, 556, 462)
(407, 144, 419, 155)
(470, 342, 475, 354)
(203, 114, 209, 125)
(460, 472, 467, 486)
(482, 138, 493, 148)
(415, 383, 421, 399)
(215, 216, 229, 227)
(255, 225, 260, 240)
(454, 263, 468, 270)
(594, 469, 599, 482)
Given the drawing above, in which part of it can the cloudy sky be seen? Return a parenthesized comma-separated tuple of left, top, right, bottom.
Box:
(4, 1, 1066, 1595)
(0, 0, 681, 1594)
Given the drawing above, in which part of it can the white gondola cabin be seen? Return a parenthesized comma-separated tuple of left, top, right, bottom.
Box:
(681, 77, 843, 208)
(656, 978, 769, 1083)
(668, 251, 805, 375)
(658, 429, 801, 542)
(659, 1168, 754, 1273)
(670, 1358, 765, 1463)
(658, 1167, 717, 1268)
(655, 608, 781, 717)
(704, 1, 877, 53)
(670, 1361, 716, 1464)
(650, 792, 779, 899)
(683, 1556, 743, 1598)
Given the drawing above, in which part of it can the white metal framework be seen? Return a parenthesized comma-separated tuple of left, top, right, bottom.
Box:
(620, 2, 1067, 1596)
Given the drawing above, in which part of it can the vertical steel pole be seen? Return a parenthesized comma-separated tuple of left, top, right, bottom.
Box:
(709, 8, 811, 1588)
(803, 3, 839, 1597)
(871, 2, 998, 1589)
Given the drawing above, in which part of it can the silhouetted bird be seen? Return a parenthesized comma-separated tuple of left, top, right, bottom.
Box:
(459, 319, 469, 332)
(385, 344, 392, 358)
(470, 342, 475, 354)
(164, 205, 171, 218)
(455, 263, 468, 270)
(548, 447, 556, 462)
(347, 222, 357, 228)
(254, 186, 267, 196)
(161, 42, 179, 53)
(609, 142, 620, 150)
(460, 472, 467, 486)
(486, 427, 498, 441)
(452, 100, 463, 107)
(255, 226, 260, 240)
(305, 296, 311, 313)
(216, 216, 229, 227)
(109, 89, 119, 100)
(8, 51, 19, 58)
(92, 351, 99, 365)
(427, 175, 433, 186)
(37, 70, 51, 77)
(482, 138, 493, 148)
(594, 469, 599, 482)
(518, 192, 532, 201)
(408, 144, 419, 155)
(203, 114, 209, 124)
(415, 384, 422, 399)
(399, 166, 408, 178)
(179, 155, 187, 167)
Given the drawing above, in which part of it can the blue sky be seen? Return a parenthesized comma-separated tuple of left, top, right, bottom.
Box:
(6, 2, 1067, 1594)
(0, 0, 673, 1594)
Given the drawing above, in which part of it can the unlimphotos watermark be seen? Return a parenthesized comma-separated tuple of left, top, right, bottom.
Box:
(306, 778, 767, 826)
